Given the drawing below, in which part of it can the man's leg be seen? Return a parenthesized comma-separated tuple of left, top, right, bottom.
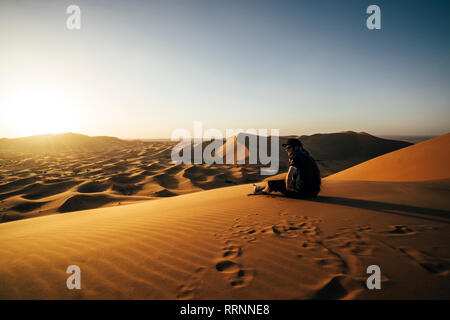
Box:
(267, 180, 287, 194)
(255, 180, 300, 197)
(267, 180, 305, 198)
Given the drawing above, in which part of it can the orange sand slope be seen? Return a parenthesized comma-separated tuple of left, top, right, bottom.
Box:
(327, 133, 450, 181)
(0, 180, 448, 300)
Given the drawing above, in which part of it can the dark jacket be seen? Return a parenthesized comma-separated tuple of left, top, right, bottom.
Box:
(289, 148, 321, 197)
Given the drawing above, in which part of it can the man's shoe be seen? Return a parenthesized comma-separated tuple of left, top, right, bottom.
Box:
(253, 184, 266, 194)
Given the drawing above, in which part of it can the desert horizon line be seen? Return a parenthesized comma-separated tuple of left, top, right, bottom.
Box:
(0, 130, 441, 141)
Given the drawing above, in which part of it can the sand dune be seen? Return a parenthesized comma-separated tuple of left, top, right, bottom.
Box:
(0, 179, 448, 299)
(0, 132, 146, 153)
(0, 134, 449, 299)
(58, 194, 133, 213)
(0, 132, 411, 222)
(327, 133, 450, 181)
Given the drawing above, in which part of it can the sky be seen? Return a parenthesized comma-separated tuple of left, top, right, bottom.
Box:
(0, 0, 449, 139)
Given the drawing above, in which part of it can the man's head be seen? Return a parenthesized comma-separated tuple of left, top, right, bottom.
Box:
(282, 138, 303, 156)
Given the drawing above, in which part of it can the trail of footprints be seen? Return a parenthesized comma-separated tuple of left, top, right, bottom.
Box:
(214, 213, 383, 298)
(215, 239, 256, 288)
(213, 213, 326, 290)
(178, 212, 445, 299)
(324, 225, 376, 257)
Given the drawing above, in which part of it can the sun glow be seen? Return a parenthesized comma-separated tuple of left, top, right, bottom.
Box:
(2, 85, 76, 137)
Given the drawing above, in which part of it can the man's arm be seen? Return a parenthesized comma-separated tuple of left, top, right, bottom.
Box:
(286, 166, 297, 191)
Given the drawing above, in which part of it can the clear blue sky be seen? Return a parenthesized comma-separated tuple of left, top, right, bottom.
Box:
(0, 0, 449, 138)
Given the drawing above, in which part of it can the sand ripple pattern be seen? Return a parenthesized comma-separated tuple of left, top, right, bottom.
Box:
(0, 182, 449, 299)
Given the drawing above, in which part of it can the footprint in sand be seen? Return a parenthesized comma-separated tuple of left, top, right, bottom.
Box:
(226, 213, 323, 243)
(384, 225, 416, 236)
(222, 244, 242, 259)
(176, 267, 206, 299)
(215, 240, 255, 288)
(229, 218, 260, 243)
(382, 224, 439, 237)
(215, 259, 256, 288)
(298, 225, 379, 280)
(338, 225, 372, 233)
(325, 226, 376, 256)
(302, 231, 387, 299)
(270, 217, 320, 239)
(216, 260, 240, 273)
(230, 269, 256, 288)
(311, 275, 366, 300)
(399, 247, 449, 275)
(299, 240, 347, 273)
(314, 257, 346, 269)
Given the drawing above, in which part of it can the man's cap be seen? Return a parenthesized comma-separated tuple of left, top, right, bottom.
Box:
(282, 138, 302, 147)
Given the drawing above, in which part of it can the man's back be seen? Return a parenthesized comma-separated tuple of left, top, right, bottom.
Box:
(289, 149, 321, 197)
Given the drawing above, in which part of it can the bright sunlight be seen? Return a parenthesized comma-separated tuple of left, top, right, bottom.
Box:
(2, 85, 75, 137)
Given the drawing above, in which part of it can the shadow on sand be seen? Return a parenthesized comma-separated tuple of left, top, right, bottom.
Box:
(313, 196, 450, 224)
(252, 193, 450, 224)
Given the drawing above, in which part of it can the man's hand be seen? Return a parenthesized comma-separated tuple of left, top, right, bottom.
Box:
(286, 166, 297, 191)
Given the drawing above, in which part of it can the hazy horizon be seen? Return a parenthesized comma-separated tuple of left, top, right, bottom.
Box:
(1, 0, 449, 139)
(0, 130, 440, 142)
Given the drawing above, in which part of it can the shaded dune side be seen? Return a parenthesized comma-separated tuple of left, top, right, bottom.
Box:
(153, 189, 177, 197)
(0, 176, 40, 193)
(58, 194, 120, 213)
(300, 131, 411, 161)
(152, 173, 180, 189)
(57, 193, 154, 214)
(9, 200, 48, 213)
(77, 181, 111, 193)
(21, 181, 81, 200)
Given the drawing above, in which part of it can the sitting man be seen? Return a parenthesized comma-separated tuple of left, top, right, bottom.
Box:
(254, 138, 321, 198)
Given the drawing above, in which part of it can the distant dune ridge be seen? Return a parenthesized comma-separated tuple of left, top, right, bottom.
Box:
(0, 133, 448, 299)
(379, 135, 435, 144)
(215, 131, 411, 175)
(0, 132, 146, 153)
(0, 131, 411, 222)
(282, 131, 412, 176)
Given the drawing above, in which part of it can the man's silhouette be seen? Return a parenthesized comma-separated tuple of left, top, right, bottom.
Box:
(254, 138, 321, 198)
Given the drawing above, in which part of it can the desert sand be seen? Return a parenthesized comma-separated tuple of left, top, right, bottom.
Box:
(0, 133, 448, 299)
(0, 131, 409, 222)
